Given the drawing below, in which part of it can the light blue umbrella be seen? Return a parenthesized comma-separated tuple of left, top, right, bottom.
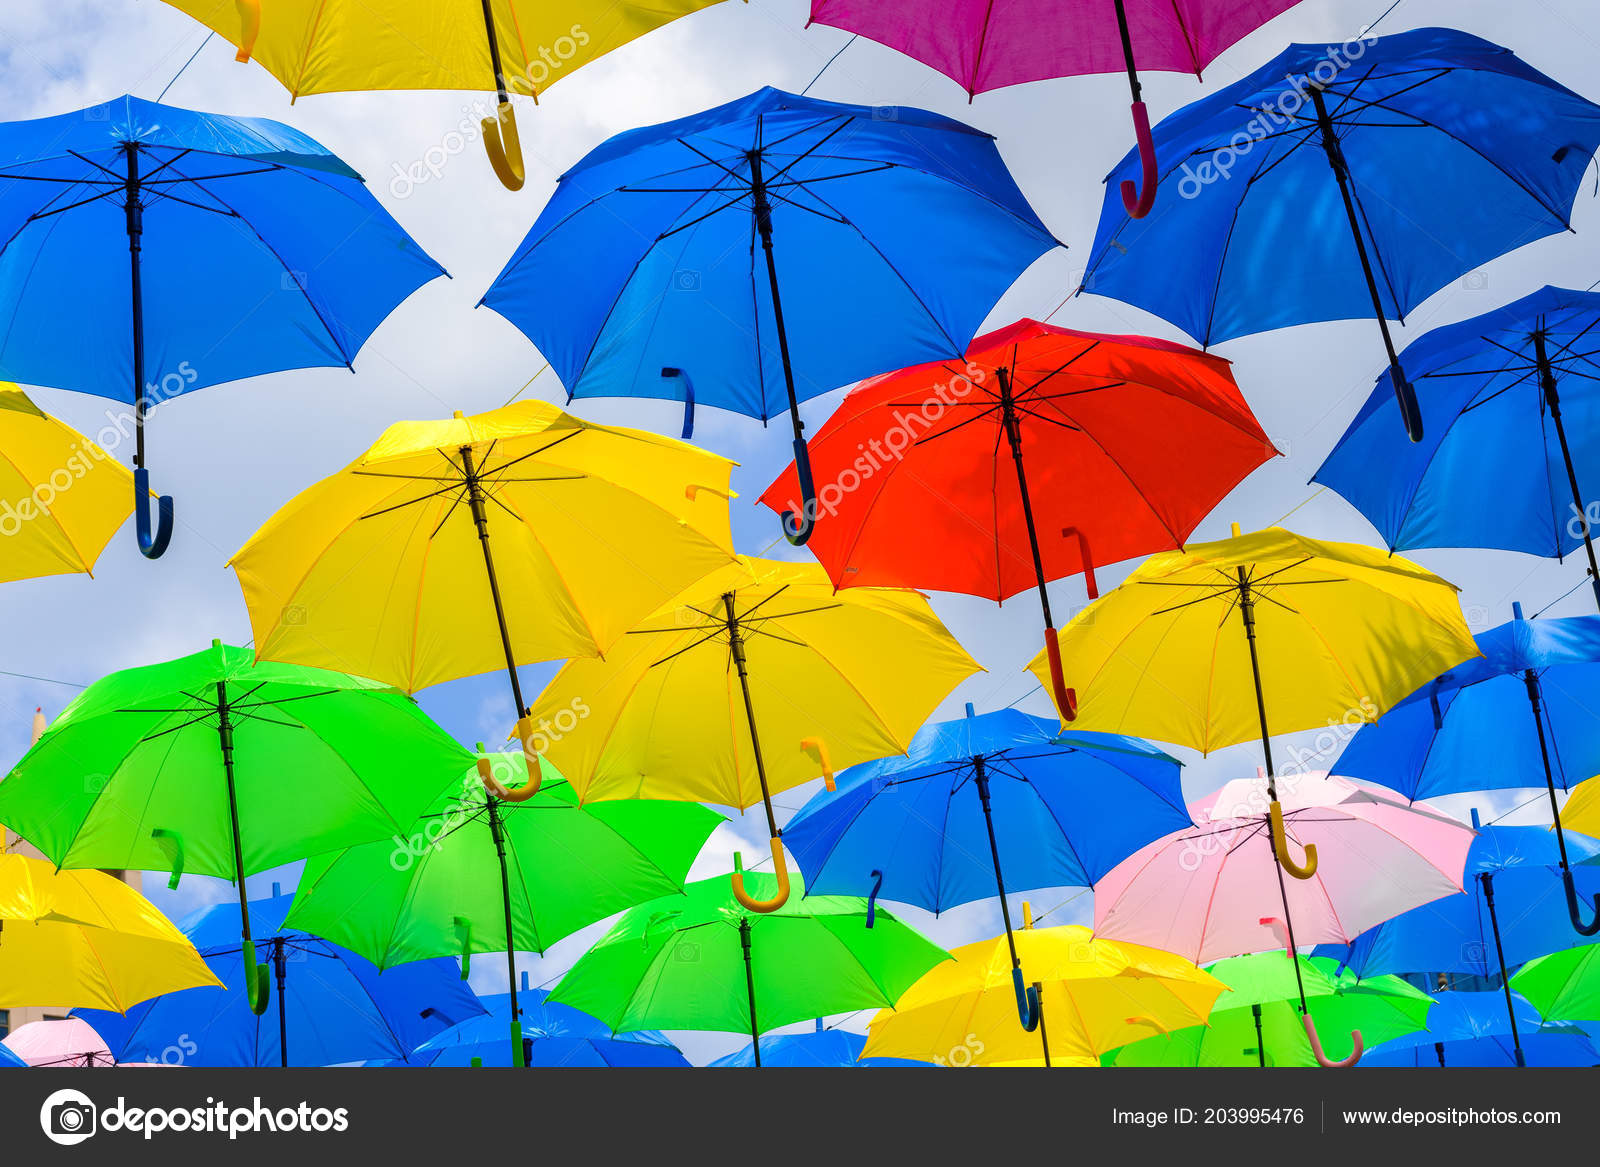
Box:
(1362, 989, 1598, 1067)
(709, 1019, 929, 1068)
(0, 95, 444, 558)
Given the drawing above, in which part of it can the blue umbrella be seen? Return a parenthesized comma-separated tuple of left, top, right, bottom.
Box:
(1333, 606, 1600, 934)
(480, 86, 1058, 544)
(1082, 27, 1600, 443)
(76, 891, 483, 1067)
(409, 978, 687, 1068)
(0, 1041, 24, 1069)
(1315, 818, 1600, 1067)
(1362, 989, 1598, 1067)
(1315, 285, 1600, 607)
(0, 95, 445, 558)
(784, 703, 1188, 1032)
(710, 1019, 928, 1068)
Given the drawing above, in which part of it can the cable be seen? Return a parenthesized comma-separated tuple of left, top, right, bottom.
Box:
(500, 362, 550, 408)
(157, 32, 215, 103)
(0, 669, 86, 689)
(802, 34, 858, 96)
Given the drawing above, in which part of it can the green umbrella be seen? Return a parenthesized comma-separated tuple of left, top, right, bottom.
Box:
(0, 640, 469, 1014)
(549, 870, 949, 1067)
(285, 752, 723, 1063)
(1104, 954, 1433, 1068)
(1512, 944, 1600, 1021)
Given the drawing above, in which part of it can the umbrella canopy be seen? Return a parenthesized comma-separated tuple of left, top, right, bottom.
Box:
(861, 920, 1224, 1066)
(1567, 777, 1600, 839)
(526, 555, 979, 911)
(76, 892, 484, 1067)
(0, 95, 444, 556)
(710, 1020, 929, 1068)
(1362, 989, 1598, 1068)
(1105, 954, 1431, 1068)
(0, 852, 220, 1013)
(0, 1040, 22, 1068)
(1095, 772, 1473, 966)
(286, 760, 722, 969)
(0, 385, 132, 582)
(410, 984, 688, 1068)
(2, 1018, 116, 1067)
(550, 873, 947, 1066)
(1513, 943, 1600, 1024)
(1082, 28, 1600, 441)
(481, 86, 1057, 543)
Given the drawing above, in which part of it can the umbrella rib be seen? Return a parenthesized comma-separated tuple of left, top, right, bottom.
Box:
(356, 483, 467, 521)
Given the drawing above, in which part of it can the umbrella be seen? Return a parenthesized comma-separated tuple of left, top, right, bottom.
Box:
(76, 889, 484, 1068)
(1081, 28, 1600, 442)
(1094, 770, 1471, 1064)
(1566, 776, 1600, 839)
(0, 1040, 22, 1069)
(285, 756, 721, 1063)
(481, 86, 1058, 544)
(0, 641, 470, 1017)
(0, 385, 132, 582)
(807, 0, 1304, 215)
(1333, 607, 1600, 935)
(409, 978, 688, 1068)
(710, 1018, 928, 1068)
(1514, 943, 1600, 1026)
(550, 872, 948, 1067)
(159, 0, 734, 190)
(758, 318, 1276, 711)
(1315, 286, 1600, 608)
(1105, 954, 1431, 1068)
(0, 851, 220, 1012)
(2, 1018, 116, 1067)
(860, 913, 1224, 1067)
(0, 95, 444, 557)
(784, 703, 1189, 1032)
(526, 555, 980, 911)
(1362, 989, 1598, 1068)
(1316, 816, 1600, 1068)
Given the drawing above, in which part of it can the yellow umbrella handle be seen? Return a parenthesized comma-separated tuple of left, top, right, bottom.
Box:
(800, 737, 835, 791)
(234, 0, 260, 63)
(475, 720, 543, 802)
(1269, 800, 1319, 880)
(1304, 1013, 1362, 1068)
(1126, 1015, 1172, 1038)
(482, 101, 526, 191)
(731, 840, 791, 913)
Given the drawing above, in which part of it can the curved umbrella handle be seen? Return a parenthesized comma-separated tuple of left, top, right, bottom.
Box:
(453, 916, 472, 980)
(1258, 916, 1294, 960)
(865, 869, 883, 929)
(1126, 1015, 1172, 1039)
(800, 737, 835, 791)
(234, 0, 260, 63)
(731, 840, 791, 913)
(134, 468, 174, 560)
(1012, 967, 1041, 1032)
(1269, 800, 1318, 880)
(1061, 526, 1098, 598)
(1563, 867, 1600, 936)
(1390, 365, 1424, 444)
(480, 719, 543, 802)
(1042, 627, 1078, 722)
(243, 939, 271, 1016)
(780, 437, 818, 547)
(1120, 101, 1158, 219)
(1304, 1014, 1362, 1068)
(481, 101, 526, 192)
(150, 827, 184, 891)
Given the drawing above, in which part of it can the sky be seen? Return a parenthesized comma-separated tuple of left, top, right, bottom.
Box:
(3, 0, 1600, 1064)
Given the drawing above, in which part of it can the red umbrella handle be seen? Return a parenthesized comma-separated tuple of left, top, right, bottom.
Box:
(1043, 627, 1078, 721)
(1120, 101, 1158, 219)
(1304, 1014, 1363, 1068)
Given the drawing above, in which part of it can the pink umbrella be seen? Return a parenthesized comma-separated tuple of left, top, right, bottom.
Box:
(1094, 770, 1473, 1065)
(807, 0, 1304, 216)
(2, 1018, 114, 1067)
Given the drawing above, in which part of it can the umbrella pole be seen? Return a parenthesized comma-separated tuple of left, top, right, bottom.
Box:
(1479, 872, 1527, 1068)
(1307, 83, 1423, 443)
(460, 444, 527, 720)
(477, 0, 525, 189)
(725, 594, 792, 912)
(485, 796, 525, 1067)
(749, 145, 817, 546)
(273, 936, 288, 1068)
(973, 760, 1041, 1033)
(1251, 1004, 1267, 1068)
(1520, 663, 1600, 935)
(1000, 372, 1075, 721)
(739, 917, 761, 1068)
(1534, 330, 1600, 611)
(215, 678, 269, 1016)
(121, 142, 173, 558)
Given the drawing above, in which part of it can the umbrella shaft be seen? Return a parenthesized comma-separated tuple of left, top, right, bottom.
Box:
(1252, 1003, 1266, 1067)
(487, 799, 521, 1038)
(1480, 874, 1526, 1067)
(480, 0, 510, 103)
(274, 937, 288, 1068)
(999, 375, 1055, 630)
(725, 594, 781, 838)
(1111, 0, 1142, 99)
(1235, 570, 1276, 788)
(460, 445, 527, 717)
(123, 142, 148, 470)
(1535, 331, 1600, 607)
(973, 765, 1023, 969)
(740, 919, 760, 1068)
(748, 146, 805, 441)
(215, 680, 253, 947)
(1522, 670, 1575, 872)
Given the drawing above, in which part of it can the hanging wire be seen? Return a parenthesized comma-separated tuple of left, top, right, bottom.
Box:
(1485, 791, 1551, 827)
(1530, 574, 1591, 619)
(802, 34, 859, 96)
(157, 31, 215, 103)
(500, 362, 551, 407)
(0, 669, 86, 689)
(1361, 0, 1407, 36)
(1026, 885, 1092, 927)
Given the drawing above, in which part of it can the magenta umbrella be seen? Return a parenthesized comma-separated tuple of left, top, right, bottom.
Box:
(808, 0, 1302, 216)
(1094, 771, 1473, 1066)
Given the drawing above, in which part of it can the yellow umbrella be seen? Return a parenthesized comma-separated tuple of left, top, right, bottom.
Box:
(861, 905, 1224, 1067)
(526, 555, 981, 910)
(0, 385, 132, 583)
(161, 0, 735, 189)
(230, 399, 736, 789)
(0, 852, 220, 1012)
(1564, 776, 1600, 839)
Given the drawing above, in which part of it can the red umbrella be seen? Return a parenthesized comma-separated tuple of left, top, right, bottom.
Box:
(759, 318, 1276, 716)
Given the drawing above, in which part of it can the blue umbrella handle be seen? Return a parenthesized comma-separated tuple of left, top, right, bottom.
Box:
(865, 869, 883, 929)
(661, 368, 695, 439)
(1390, 366, 1424, 444)
(134, 468, 174, 560)
(1120, 101, 1158, 219)
(1011, 967, 1041, 1032)
(233, 0, 260, 62)
(780, 438, 818, 547)
(243, 939, 271, 1016)
(1563, 868, 1600, 936)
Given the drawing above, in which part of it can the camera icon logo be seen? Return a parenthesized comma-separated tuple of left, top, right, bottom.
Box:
(671, 269, 701, 292)
(40, 1089, 97, 1146)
